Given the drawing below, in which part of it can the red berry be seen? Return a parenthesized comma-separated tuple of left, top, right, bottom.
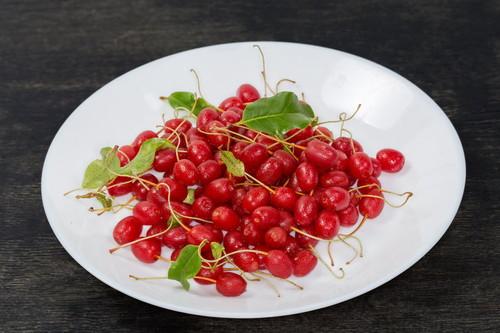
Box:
(271, 187, 298, 211)
(314, 126, 333, 141)
(157, 177, 187, 202)
(219, 96, 244, 111)
(318, 187, 350, 211)
(113, 216, 142, 245)
(292, 249, 317, 277)
(338, 204, 359, 226)
(264, 250, 293, 279)
(251, 206, 280, 231)
(256, 157, 283, 185)
(264, 226, 288, 249)
(194, 266, 223, 285)
(371, 158, 382, 177)
(212, 206, 240, 231)
(187, 225, 215, 246)
(107, 176, 133, 197)
(220, 109, 242, 125)
(197, 108, 220, 131)
(216, 272, 247, 297)
(162, 226, 187, 249)
(192, 196, 215, 220)
(132, 173, 158, 201)
(237, 83, 260, 103)
(131, 238, 162, 263)
(376, 148, 405, 173)
(348, 152, 373, 179)
(223, 231, 247, 253)
(239, 143, 268, 173)
(164, 118, 192, 134)
(278, 210, 296, 232)
(284, 236, 300, 257)
(359, 189, 385, 218)
(146, 222, 168, 239)
(295, 225, 319, 248)
(204, 178, 235, 204)
(173, 159, 199, 186)
(294, 195, 319, 226)
(233, 251, 259, 272)
(133, 201, 162, 225)
(187, 140, 213, 166)
(314, 211, 340, 239)
(304, 139, 338, 170)
(357, 176, 381, 194)
(285, 126, 313, 143)
(242, 187, 271, 213)
(320, 171, 350, 189)
(197, 160, 223, 185)
(117, 145, 137, 166)
(170, 248, 181, 261)
(242, 222, 263, 245)
(273, 150, 297, 177)
(205, 120, 229, 148)
(153, 149, 176, 173)
(132, 130, 157, 149)
(231, 141, 248, 159)
(332, 137, 363, 156)
(256, 135, 282, 152)
(295, 162, 319, 192)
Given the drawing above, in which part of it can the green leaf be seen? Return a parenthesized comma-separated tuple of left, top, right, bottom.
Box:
(167, 213, 180, 228)
(241, 91, 315, 136)
(167, 91, 212, 116)
(81, 147, 120, 189)
(119, 138, 175, 176)
(183, 188, 196, 205)
(210, 242, 224, 260)
(168, 245, 202, 290)
(219, 151, 245, 177)
(95, 193, 113, 208)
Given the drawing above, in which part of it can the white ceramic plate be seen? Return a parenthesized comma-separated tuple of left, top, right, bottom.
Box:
(41, 42, 466, 318)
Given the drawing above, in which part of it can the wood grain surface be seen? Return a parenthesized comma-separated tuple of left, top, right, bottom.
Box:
(0, 0, 499, 332)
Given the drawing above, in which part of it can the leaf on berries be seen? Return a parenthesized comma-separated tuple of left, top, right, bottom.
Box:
(166, 91, 212, 116)
(82, 147, 120, 189)
(241, 91, 315, 136)
(119, 138, 175, 176)
(167, 244, 202, 290)
(210, 242, 224, 260)
(220, 151, 245, 177)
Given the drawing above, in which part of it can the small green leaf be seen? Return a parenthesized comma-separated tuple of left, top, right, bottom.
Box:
(219, 151, 245, 177)
(241, 91, 315, 136)
(183, 188, 196, 205)
(167, 91, 212, 116)
(119, 138, 175, 176)
(81, 147, 120, 189)
(167, 213, 180, 228)
(95, 193, 113, 208)
(210, 242, 224, 260)
(168, 245, 202, 290)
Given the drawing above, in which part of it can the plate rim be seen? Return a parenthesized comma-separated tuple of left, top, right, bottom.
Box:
(41, 41, 466, 318)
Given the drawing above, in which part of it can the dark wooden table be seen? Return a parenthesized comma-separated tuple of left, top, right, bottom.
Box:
(1, 0, 499, 332)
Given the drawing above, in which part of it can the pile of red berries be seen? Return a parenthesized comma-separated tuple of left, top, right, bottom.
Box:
(103, 83, 405, 297)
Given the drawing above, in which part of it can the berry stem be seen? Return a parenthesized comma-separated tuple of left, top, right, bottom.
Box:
(309, 245, 345, 279)
(255, 270, 304, 290)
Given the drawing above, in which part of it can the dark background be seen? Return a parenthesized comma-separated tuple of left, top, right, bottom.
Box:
(1, 0, 499, 332)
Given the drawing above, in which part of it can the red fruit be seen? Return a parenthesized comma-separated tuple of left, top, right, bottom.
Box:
(284, 236, 300, 257)
(146, 222, 168, 239)
(157, 177, 188, 202)
(153, 149, 176, 173)
(256, 157, 283, 185)
(220, 109, 242, 125)
(194, 266, 223, 285)
(204, 178, 235, 204)
(294, 195, 319, 226)
(295, 226, 319, 248)
(170, 248, 181, 261)
(305, 139, 338, 169)
(197, 108, 220, 130)
(264, 227, 288, 249)
(162, 201, 193, 224)
(231, 188, 247, 215)
(242, 187, 271, 213)
(295, 162, 319, 192)
(233, 251, 259, 272)
(131, 238, 162, 263)
(164, 118, 192, 134)
(107, 176, 133, 196)
(285, 126, 314, 143)
(242, 222, 263, 245)
(133, 201, 162, 225)
(348, 152, 373, 179)
(264, 250, 293, 279)
(216, 272, 247, 297)
(219, 96, 244, 111)
(376, 148, 405, 173)
(357, 176, 381, 194)
(320, 171, 350, 189)
(173, 159, 199, 186)
(335, 150, 349, 171)
(132, 173, 159, 201)
(212, 206, 240, 231)
(293, 249, 318, 277)
(371, 158, 382, 177)
(187, 225, 215, 246)
(117, 145, 137, 166)
(162, 226, 187, 249)
(205, 120, 229, 148)
(319, 187, 350, 211)
(223, 231, 247, 253)
(278, 210, 295, 232)
(132, 130, 157, 149)
(314, 211, 340, 239)
(314, 126, 333, 141)
(187, 140, 213, 166)
(239, 143, 268, 172)
(113, 216, 142, 245)
(251, 206, 280, 231)
(256, 135, 282, 152)
(197, 160, 223, 185)
(332, 137, 363, 156)
(231, 141, 248, 159)
(237, 83, 260, 103)
(205, 224, 223, 243)
(271, 187, 298, 211)
(192, 196, 215, 220)
(359, 189, 385, 218)
(273, 150, 297, 176)
(338, 204, 359, 226)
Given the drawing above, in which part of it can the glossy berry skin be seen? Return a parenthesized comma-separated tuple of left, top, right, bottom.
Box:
(264, 250, 293, 279)
(216, 272, 247, 297)
(314, 211, 340, 239)
(107, 176, 133, 197)
(206, 225, 223, 243)
(295, 162, 319, 192)
(271, 187, 298, 211)
(219, 96, 244, 111)
(314, 126, 333, 141)
(212, 206, 240, 231)
(305, 139, 338, 170)
(173, 159, 199, 186)
(264, 227, 288, 249)
(205, 120, 229, 148)
(163, 201, 193, 225)
(332, 137, 363, 156)
(376, 148, 405, 173)
(251, 206, 280, 231)
(256, 135, 281, 152)
(278, 210, 295, 232)
(162, 226, 187, 249)
(204, 178, 235, 204)
(133, 201, 162, 225)
(242, 187, 271, 213)
(187, 225, 215, 246)
(197, 108, 220, 130)
(197, 160, 223, 185)
(132, 173, 158, 201)
(319, 187, 350, 211)
(132, 130, 157, 150)
(233, 251, 259, 272)
(237, 83, 260, 103)
(157, 177, 187, 202)
(113, 216, 142, 245)
(357, 176, 381, 194)
(153, 149, 177, 173)
(194, 266, 224, 285)
(348, 152, 373, 179)
(295, 225, 319, 248)
(371, 158, 382, 177)
(284, 236, 301, 257)
(294, 196, 319, 226)
(220, 109, 242, 125)
(131, 238, 162, 264)
(239, 143, 268, 173)
(320, 171, 350, 189)
(285, 126, 314, 143)
(231, 141, 248, 159)
(187, 140, 213, 166)
(192, 196, 215, 220)
(359, 189, 385, 218)
(117, 145, 137, 166)
(273, 150, 297, 177)
(223, 231, 247, 253)
(335, 150, 349, 172)
(231, 188, 247, 215)
(146, 223, 168, 239)
(164, 118, 192, 134)
(293, 250, 318, 277)
(242, 222, 263, 245)
(338, 204, 359, 227)
(256, 157, 283, 185)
